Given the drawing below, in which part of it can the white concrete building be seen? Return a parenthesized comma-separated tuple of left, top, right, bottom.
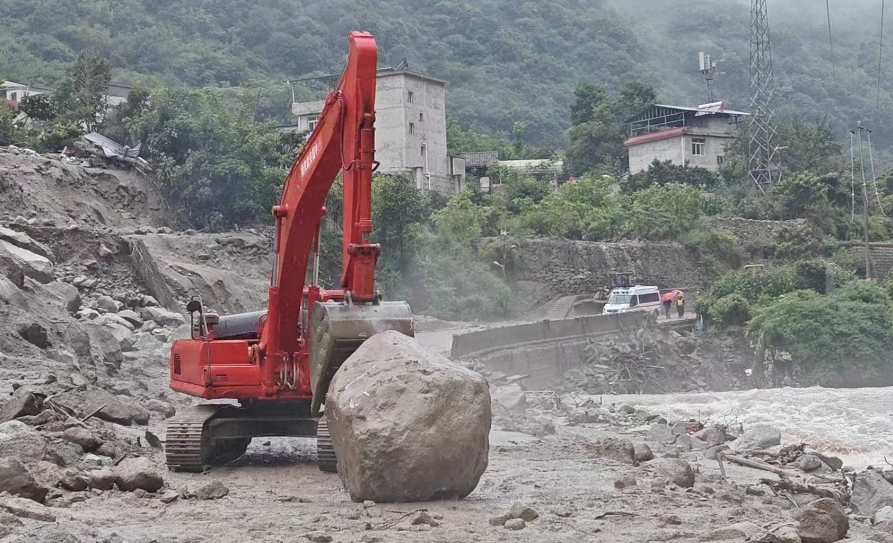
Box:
(624, 103, 748, 173)
(292, 69, 463, 195)
(0, 81, 53, 104)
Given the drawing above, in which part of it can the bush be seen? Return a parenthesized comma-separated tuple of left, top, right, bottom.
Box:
(749, 289, 893, 386)
(709, 294, 751, 326)
(709, 267, 797, 304)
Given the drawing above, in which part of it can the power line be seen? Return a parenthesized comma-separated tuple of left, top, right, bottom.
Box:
(826, 0, 835, 76)
(851, 130, 856, 222)
(878, 0, 887, 114)
(867, 129, 887, 216)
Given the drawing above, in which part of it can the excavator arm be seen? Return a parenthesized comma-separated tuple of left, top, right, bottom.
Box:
(259, 31, 412, 410)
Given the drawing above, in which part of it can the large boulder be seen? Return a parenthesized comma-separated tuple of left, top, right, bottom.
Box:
(0, 422, 64, 466)
(0, 249, 24, 288)
(327, 331, 491, 503)
(797, 498, 849, 543)
(54, 389, 149, 426)
(0, 457, 48, 503)
(851, 470, 893, 517)
(0, 242, 54, 284)
(655, 458, 695, 488)
(44, 282, 81, 314)
(702, 521, 779, 542)
(731, 424, 782, 452)
(0, 226, 54, 262)
(0, 389, 42, 423)
(114, 457, 163, 492)
(590, 438, 636, 464)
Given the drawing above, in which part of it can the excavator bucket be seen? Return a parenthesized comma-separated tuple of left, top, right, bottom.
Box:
(309, 300, 413, 417)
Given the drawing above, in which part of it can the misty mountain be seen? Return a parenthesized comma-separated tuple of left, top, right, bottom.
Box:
(1, 0, 891, 148)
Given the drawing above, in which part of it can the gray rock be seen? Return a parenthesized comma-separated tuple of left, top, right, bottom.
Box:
(732, 424, 782, 452)
(504, 518, 526, 530)
(693, 427, 726, 447)
(61, 427, 102, 453)
(799, 454, 825, 472)
(0, 249, 24, 288)
(118, 309, 143, 327)
(489, 513, 512, 526)
(852, 470, 893, 517)
(145, 399, 176, 418)
(509, 502, 539, 521)
(634, 443, 654, 462)
(54, 389, 149, 426)
(0, 494, 56, 522)
(304, 532, 333, 543)
(411, 511, 439, 527)
(140, 295, 159, 307)
(16, 323, 48, 349)
(95, 295, 118, 313)
(59, 469, 88, 492)
(798, 498, 849, 543)
(45, 282, 81, 314)
(114, 457, 163, 492)
(590, 437, 636, 464)
(0, 422, 64, 466)
(702, 521, 779, 542)
(655, 459, 695, 488)
(875, 505, 893, 525)
(0, 457, 48, 503)
(649, 423, 675, 444)
(0, 242, 53, 284)
(775, 525, 801, 543)
(0, 389, 41, 423)
(327, 331, 490, 503)
(490, 383, 526, 416)
(141, 306, 185, 327)
(86, 469, 119, 490)
(184, 480, 229, 500)
(0, 226, 54, 261)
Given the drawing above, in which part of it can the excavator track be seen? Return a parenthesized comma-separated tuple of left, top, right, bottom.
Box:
(164, 405, 221, 472)
(316, 417, 337, 473)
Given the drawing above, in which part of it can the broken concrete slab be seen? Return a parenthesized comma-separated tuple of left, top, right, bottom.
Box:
(327, 331, 490, 503)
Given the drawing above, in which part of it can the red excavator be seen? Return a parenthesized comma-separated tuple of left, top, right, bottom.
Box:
(164, 32, 414, 472)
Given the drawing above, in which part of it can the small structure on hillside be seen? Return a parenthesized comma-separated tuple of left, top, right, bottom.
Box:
(624, 101, 748, 173)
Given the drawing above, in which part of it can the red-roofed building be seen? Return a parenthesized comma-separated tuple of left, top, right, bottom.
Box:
(624, 102, 749, 173)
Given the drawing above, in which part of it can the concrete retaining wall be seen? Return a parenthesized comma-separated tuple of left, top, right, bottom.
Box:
(451, 312, 694, 389)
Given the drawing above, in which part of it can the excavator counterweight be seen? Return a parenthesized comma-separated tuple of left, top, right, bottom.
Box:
(164, 32, 413, 473)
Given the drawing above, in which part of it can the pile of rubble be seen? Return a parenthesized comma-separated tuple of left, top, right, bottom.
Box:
(561, 325, 749, 395)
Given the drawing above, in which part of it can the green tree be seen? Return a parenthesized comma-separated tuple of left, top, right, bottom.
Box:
(372, 174, 428, 271)
(17, 93, 55, 121)
(53, 53, 112, 130)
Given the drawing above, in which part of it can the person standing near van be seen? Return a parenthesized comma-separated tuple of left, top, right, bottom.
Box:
(676, 292, 685, 318)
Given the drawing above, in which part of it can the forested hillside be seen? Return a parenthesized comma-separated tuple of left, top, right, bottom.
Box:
(2, 0, 893, 147)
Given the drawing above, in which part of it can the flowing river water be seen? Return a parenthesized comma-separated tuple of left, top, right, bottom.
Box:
(605, 386, 893, 470)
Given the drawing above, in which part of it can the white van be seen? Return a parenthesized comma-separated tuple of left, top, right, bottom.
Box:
(602, 285, 662, 315)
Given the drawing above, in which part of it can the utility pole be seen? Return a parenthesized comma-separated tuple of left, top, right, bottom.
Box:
(749, 0, 779, 192)
(858, 124, 873, 280)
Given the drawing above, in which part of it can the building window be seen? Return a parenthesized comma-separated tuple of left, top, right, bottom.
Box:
(308, 115, 319, 132)
(691, 138, 706, 156)
(407, 91, 414, 104)
(409, 122, 415, 135)
(8, 92, 16, 101)
(717, 155, 724, 166)
(421, 145, 425, 156)
(419, 112, 424, 122)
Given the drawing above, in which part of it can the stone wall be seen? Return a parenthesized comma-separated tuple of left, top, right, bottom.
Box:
(704, 218, 803, 249)
(495, 237, 704, 295)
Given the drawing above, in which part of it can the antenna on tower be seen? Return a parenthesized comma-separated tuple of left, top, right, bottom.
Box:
(748, 0, 780, 192)
(698, 52, 718, 102)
